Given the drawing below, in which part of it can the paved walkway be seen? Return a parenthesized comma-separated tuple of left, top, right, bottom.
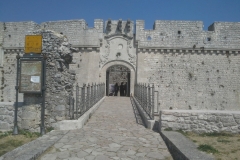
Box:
(39, 97, 172, 160)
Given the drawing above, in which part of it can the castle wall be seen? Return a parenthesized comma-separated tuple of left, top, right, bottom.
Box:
(136, 20, 240, 50)
(70, 49, 101, 87)
(137, 50, 240, 110)
(0, 18, 239, 111)
(41, 19, 103, 47)
(3, 21, 39, 48)
(1, 50, 24, 102)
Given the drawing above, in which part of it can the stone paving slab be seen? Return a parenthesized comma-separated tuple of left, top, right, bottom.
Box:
(38, 97, 172, 160)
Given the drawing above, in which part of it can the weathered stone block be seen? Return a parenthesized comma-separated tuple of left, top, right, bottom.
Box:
(235, 119, 240, 124)
(190, 124, 198, 129)
(0, 122, 9, 130)
(207, 115, 216, 122)
(233, 114, 240, 119)
(216, 122, 223, 128)
(181, 113, 191, 117)
(191, 113, 198, 116)
(173, 112, 181, 117)
(220, 116, 235, 123)
(22, 111, 39, 120)
(56, 116, 64, 121)
(6, 106, 13, 111)
(211, 126, 219, 132)
(190, 116, 197, 121)
(55, 105, 65, 111)
(198, 114, 207, 120)
(177, 117, 184, 123)
(222, 122, 237, 127)
(161, 115, 177, 122)
(185, 120, 193, 124)
(231, 126, 239, 131)
(180, 124, 190, 130)
(221, 127, 232, 132)
(5, 116, 13, 124)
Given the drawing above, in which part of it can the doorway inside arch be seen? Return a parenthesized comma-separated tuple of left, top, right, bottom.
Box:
(106, 65, 130, 97)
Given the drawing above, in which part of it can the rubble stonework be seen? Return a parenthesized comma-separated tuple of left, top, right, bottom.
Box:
(0, 102, 22, 131)
(0, 19, 240, 132)
(20, 30, 76, 131)
(160, 110, 240, 133)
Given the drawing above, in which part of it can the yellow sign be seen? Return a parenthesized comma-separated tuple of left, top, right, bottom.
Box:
(25, 35, 42, 53)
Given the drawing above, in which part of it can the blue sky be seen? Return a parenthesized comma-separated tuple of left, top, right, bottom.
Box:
(0, 0, 240, 30)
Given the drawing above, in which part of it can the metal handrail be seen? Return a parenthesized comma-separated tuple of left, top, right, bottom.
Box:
(69, 83, 105, 120)
(134, 83, 155, 119)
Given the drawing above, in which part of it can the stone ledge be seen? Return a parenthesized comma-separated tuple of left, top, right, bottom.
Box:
(53, 97, 105, 130)
(0, 130, 68, 160)
(132, 97, 155, 129)
(160, 131, 214, 160)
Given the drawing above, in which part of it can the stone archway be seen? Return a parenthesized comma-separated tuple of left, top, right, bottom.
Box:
(106, 65, 130, 96)
(100, 61, 135, 96)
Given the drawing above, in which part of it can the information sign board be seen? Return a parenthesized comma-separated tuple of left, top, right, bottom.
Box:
(24, 35, 42, 54)
(19, 60, 43, 93)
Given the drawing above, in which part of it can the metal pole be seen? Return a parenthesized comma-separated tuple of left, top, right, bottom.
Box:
(76, 84, 79, 119)
(13, 53, 20, 135)
(152, 84, 155, 119)
(41, 55, 47, 135)
(82, 84, 86, 114)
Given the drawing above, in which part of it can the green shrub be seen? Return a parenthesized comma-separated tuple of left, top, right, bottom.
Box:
(0, 131, 12, 139)
(164, 127, 173, 131)
(197, 144, 218, 154)
(201, 132, 231, 137)
(46, 127, 54, 133)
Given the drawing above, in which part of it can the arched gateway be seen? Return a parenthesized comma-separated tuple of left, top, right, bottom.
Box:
(106, 65, 130, 96)
(99, 61, 135, 97)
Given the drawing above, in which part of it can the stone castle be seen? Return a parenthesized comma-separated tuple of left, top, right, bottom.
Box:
(0, 19, 240, 132)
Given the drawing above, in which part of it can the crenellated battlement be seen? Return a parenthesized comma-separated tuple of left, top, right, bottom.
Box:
(1, 19, 240, 50)
(136, 20, 240, 50)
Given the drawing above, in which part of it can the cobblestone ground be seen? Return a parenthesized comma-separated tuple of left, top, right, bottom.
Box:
(39, 97, 172, 160)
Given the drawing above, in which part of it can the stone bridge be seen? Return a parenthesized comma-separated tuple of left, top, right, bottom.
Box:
(1, 97, 216, 160)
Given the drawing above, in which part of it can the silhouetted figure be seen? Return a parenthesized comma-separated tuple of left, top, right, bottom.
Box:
(114, 83, 119, 96)
(120, 82, 124, 96)
(123, 82, 127, 96)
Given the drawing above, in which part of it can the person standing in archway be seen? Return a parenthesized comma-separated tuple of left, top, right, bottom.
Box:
(114, 83, 119, 96)
(123, 82, 127, 96)
(120, 82, 124, 96)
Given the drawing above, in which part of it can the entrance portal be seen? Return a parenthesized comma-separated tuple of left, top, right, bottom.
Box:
(106, 65, 130, 97)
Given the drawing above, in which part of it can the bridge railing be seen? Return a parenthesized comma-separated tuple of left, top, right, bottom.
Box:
(134, 83, 155, 119)
(69, 83, 105, 120)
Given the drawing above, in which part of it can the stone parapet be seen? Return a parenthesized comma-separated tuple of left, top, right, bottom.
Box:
(160, 110, 240, 133)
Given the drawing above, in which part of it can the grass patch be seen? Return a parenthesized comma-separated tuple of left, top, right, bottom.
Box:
(198, 144, 218, 154)
(182, 132, 240, 160)
(217, 138, 231, 143)
(19, 129, 41, 138)
(200, 132, 231, 137)
(164, 127, 173, 131)
(0, 130, 41, 156)
(0, 131, 12, 139)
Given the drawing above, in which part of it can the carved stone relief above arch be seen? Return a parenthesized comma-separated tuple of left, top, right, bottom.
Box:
(99, 35, 136, 69)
